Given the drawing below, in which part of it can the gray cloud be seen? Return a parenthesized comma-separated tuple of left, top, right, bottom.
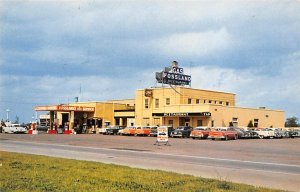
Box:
(0, 0, 299, 122)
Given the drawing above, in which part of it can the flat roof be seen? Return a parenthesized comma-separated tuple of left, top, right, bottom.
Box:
(137, 86, 236, 95)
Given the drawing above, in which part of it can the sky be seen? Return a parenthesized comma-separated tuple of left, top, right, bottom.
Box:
(0, 0, 300, 123)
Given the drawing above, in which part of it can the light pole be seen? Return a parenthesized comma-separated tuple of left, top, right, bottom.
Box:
(6, 109, 10, 122)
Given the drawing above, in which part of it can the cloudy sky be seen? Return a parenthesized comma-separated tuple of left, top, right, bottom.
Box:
(0, 0, 299, 123)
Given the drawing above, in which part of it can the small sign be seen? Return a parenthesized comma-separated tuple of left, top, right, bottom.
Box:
(144, 89, 153, 97)
(157, 126, 169, 144)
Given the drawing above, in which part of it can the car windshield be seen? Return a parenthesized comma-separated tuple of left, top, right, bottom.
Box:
(215, 128, 227, 131)
(195, 128, 205, 130)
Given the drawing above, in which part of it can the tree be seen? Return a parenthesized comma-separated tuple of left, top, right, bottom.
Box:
(247, 120, 254, 128)
(285, 117, 299, 127)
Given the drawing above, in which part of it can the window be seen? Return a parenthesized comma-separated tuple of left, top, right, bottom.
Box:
(204, 100, 206, 103)
(226, 102, 230, 106)
(166, 98, 170, 105)
(188, 98, 192, 104)
(197, 120, 203, 126)
(145, 99, 149, 109)
(214, 101, 217, 104)
(254, 119, 259, 127)
(211, 120, 214, 127)
(196, 99, 200, 104)
(232, 117, 238, 127)
(155, 98, 159, 108)
(209, 100, 212, 104)
(219, 101, 223, 105)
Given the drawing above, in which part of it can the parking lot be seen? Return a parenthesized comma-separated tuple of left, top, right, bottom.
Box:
(1, 133, 299, 165)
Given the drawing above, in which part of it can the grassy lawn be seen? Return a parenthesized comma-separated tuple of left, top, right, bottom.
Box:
(0, 151, 283, 192)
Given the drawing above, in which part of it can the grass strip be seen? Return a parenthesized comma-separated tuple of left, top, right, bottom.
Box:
(0, 151, 284, 192)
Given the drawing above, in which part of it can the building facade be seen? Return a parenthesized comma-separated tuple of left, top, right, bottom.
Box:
(35, 62, 285, 132)
(134, 87, 284, 128)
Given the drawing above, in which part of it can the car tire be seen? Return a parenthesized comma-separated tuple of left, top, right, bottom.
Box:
(234, 135, 238, 140)
(259, 135, 264, 139)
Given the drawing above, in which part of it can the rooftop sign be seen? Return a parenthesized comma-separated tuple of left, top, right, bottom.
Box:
(156, 61, 191, 86)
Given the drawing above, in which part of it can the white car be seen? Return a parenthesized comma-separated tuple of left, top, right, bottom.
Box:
(254, 128, 275, 139)
(3, 123, 27, 134)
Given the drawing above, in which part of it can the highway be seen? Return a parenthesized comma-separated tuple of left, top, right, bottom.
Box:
(1, 136, 300, 192)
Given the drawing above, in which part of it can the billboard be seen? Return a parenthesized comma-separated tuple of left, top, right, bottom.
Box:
(156, 61, 191, 86)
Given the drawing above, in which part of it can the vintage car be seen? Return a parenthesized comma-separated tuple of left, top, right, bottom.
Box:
(121, 126, 139, 136)
(170, 126, 193, 138)
(190, 127, 211, 139)
(135, 126, 157, 136)
(98, 127, 110, 134)
(233, 127, 252, 139)
(254, 128, 275, 139)
(105, 126, 125, 135)
(208, 127, 238, 140)
(273, 128, 285, 138)
(3, 123, 27, 134)
(291, 129, 300, 138)
(150, 126, 174, 137)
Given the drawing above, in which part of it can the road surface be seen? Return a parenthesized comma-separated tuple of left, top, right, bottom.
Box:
(1, 134, 300, 191)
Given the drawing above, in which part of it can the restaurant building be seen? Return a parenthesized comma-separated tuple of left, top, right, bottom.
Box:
(35, 61, 285, 132)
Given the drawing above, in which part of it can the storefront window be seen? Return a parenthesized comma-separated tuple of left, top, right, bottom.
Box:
(188, 98, 192, 104)
(196, 99, 200, 104)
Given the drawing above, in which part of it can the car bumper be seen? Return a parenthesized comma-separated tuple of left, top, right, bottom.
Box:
(208, 136, 225, 139)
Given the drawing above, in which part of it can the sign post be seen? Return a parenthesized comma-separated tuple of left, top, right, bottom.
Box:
(155, 126, 170, 146)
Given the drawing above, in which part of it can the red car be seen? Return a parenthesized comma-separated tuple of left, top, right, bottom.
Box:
(135, 126, 157, 136)
(208, 127, 238, 140)
(190, 127, 211, 139)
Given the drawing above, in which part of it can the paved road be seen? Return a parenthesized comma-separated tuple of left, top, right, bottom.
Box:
(1, 136, 300, 191)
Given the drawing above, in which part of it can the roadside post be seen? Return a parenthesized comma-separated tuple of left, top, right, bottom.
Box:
(154, 126, 170, 146)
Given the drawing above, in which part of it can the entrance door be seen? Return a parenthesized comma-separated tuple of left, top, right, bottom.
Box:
(179, 117, 190, 126)
(62, 113, 69, 127)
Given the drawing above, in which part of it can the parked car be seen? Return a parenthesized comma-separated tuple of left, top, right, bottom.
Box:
(233, 127, 251, 139)
(170, 126, 193, 138)
(208, 127, 238, 140)
(105, 126, 125, 135)
(254, 128, 275, 139)
(291, 129, 300, 138)
(150, 126, 174, 137)
(3, 123, 27, 134)
(246, 129, 260, 138)
(190, 127, 211, 139)
(273, 128, 285, 138)
(121, 126, 139, 136)
(135, 126, 157, 136)
(99, 127, 110, 134)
